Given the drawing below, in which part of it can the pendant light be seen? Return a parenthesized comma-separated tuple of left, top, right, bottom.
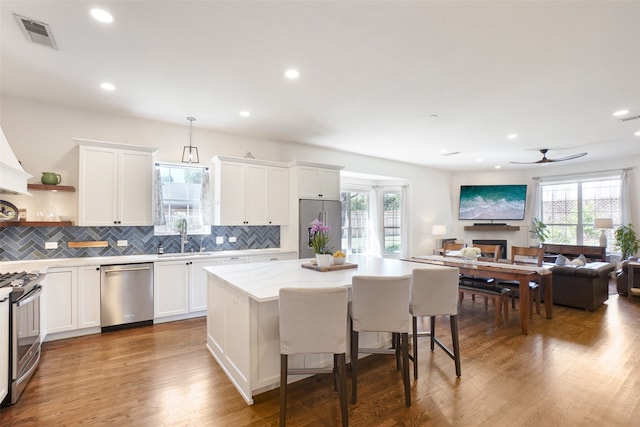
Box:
(182, 116, 199, 163)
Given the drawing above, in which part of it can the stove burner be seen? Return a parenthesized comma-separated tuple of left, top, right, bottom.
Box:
(0, 272, 40, 288)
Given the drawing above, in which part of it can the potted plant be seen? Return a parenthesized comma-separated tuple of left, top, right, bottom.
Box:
(530, 218, 549, 247)
(614, 224, 639, 259)
(309, 219, 333, 267)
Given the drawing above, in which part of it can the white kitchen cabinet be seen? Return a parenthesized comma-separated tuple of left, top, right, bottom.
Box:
(44, 267, 78, 334)
(0, 292, 9, 405)
(77, 140, 155, 226)
(154, 260, 190, 318)
(267, 166, 289, 224)
(77, 266, 101, 329)
(213, 156, 289, 225)
(44, 265, 101, 336)
(190, 257, 219, 313)
(294, 164, 342, 200)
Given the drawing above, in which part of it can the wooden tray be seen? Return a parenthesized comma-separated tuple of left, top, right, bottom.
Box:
(301, 262, 358, 272)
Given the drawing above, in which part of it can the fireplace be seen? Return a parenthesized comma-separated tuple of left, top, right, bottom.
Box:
(473, 239, 507, 259)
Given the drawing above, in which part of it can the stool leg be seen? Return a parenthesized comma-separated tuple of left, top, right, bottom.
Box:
(336, 353, 349, 427)
(350, 326, 359, 404)
(412, 316, 418, 380)
(450, 315, 461, 377)
(280, 354, 288, 427)
(430, 316, 436, 351)
(401, 332, 411, 407)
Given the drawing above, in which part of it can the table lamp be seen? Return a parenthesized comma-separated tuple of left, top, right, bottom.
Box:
(432, 224, 447, 248)
(594, 218, 613, 247)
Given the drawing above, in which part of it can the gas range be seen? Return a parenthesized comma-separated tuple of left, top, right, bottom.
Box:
(0, 271, 44, 301)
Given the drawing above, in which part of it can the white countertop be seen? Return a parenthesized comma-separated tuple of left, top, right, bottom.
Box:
(0, 248, 295, 274)
(0, 287, 11, 301)
(204, 254, 448, 302)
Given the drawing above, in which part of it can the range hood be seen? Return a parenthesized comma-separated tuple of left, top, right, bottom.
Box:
(0, 126, 32, 195)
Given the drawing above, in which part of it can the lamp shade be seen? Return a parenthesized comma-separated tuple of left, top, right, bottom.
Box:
(594, 218, 613, 229)
(432, 225, 447, 236)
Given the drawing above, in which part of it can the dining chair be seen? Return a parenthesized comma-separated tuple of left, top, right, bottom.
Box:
(443, 241, 464, 256)
(409, 267, 461, 379)
(350, 275, 412, 408)
(279, 287, 349, 427)
(501, 246, 543, 318)
(458, 243, 504, 309)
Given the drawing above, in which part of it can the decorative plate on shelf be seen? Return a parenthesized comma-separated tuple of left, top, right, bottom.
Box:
(0, 200, 19, 221)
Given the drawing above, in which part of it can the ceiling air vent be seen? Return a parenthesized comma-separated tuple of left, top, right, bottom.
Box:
(14, 14, 58, 49)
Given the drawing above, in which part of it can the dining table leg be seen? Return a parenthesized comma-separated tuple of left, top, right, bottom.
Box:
(542, 274, 553, 319)
(519, 278, 530, 335)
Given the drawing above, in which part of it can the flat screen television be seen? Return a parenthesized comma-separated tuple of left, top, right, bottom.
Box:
(458, 184, 527, 221)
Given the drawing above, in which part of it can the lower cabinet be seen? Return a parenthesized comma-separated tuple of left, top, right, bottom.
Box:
(44, 265, 101, 337)
(154, 260, 191, 318)
(0, 293, 9, 405)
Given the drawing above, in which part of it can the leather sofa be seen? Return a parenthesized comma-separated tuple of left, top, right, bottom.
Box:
(616, 257, 640, 295)
(549, 262, 614, 310)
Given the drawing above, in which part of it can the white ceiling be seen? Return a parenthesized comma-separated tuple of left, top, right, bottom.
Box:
(1, 1, 639, 171)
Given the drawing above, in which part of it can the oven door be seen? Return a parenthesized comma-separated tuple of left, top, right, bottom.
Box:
(12, 285, 42, 396)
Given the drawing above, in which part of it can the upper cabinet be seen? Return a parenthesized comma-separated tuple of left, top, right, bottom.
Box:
(291, 162, 342, 200)
(77, 139, 156, 226)
(213, 156, 288, 226)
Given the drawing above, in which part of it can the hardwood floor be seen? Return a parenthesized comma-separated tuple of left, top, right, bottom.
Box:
(2, 292, 640, 426)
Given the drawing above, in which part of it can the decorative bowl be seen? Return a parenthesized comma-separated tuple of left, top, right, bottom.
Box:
(333, 256, 345, 265)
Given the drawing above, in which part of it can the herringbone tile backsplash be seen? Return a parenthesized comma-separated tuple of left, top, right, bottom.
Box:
(0, 225, 280, 261)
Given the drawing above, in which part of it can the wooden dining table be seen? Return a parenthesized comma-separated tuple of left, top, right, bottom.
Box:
(408, 255, 553, 335)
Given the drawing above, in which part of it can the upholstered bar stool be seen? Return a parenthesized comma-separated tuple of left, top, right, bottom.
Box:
(409, 267, 462, 379)
(350, 275, 412, 408)
(279, 287, 349, 427)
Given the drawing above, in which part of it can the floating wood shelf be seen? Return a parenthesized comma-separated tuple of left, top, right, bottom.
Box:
(464, 225, 520, 231)
(28, 184, 76, 192)
(0, 221, 73, 228)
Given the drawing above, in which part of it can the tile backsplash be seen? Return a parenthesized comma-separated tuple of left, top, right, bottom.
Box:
(0, 225, 280, 261)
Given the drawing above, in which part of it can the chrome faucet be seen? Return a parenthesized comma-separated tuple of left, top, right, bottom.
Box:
(179, 218, 189, 253)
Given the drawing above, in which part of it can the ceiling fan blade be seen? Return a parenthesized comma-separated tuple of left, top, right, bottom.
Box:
(546, 152, 587, 162)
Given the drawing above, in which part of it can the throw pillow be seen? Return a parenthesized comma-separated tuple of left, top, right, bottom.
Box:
(555, 254, 568, 265)
(569, 254, 587, 266)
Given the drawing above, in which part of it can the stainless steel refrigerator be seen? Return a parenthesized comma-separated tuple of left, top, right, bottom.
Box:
(299, 199, 342, 259)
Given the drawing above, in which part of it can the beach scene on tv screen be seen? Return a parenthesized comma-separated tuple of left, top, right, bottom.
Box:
(459, 185, 527, 220)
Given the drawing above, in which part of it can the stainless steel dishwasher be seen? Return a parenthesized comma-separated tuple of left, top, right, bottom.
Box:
(100, 263, 154, 331)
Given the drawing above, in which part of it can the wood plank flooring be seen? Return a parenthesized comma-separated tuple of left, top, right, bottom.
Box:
(2, 291, 640, 426)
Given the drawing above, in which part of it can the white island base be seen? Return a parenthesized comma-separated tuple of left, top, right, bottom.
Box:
(205, 255, 437, 404)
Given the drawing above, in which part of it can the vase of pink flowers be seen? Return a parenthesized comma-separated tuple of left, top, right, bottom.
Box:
(310, 219, 333, 267)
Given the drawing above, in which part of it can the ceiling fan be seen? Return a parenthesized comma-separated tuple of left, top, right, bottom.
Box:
(510, 148, 587, 164)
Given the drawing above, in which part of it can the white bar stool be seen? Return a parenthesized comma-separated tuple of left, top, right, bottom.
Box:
(278, 287, 349, 427)
(410, 267, 462, 379)
(350, 275, 412, 408)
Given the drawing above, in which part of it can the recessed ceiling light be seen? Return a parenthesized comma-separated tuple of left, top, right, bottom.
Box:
(613, 109, 630, 117)
(635, 130, 640, 136)
(494, 165, 502, 169)
(476, 158, 483, 162)
(90, 8, 113, 23)
(284, 69, 300, 79)
(439, 148, 448, 154)
(507, 133, 518, 139)
(239, 110, 251, 117)
(100, 82, 115, 91)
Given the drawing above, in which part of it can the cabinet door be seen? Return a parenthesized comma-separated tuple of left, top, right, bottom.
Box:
(154, 261, 189, 318)
(78, 146, 118, 226)
(267, 166, 289, 224)
(77, 266, 101, 329)
(318, 168, 340, 200)
(44, 267, 78, 334)
(0, 297, 8, 404)
(118, 150, 153, 225)
(190, 258, 219, 313)
(297, 166, 321, 198)
(216, 161, 246, 225)
(244, 164, 269, 225)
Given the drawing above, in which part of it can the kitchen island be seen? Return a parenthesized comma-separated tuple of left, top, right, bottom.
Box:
(204, 255, 441, 404)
